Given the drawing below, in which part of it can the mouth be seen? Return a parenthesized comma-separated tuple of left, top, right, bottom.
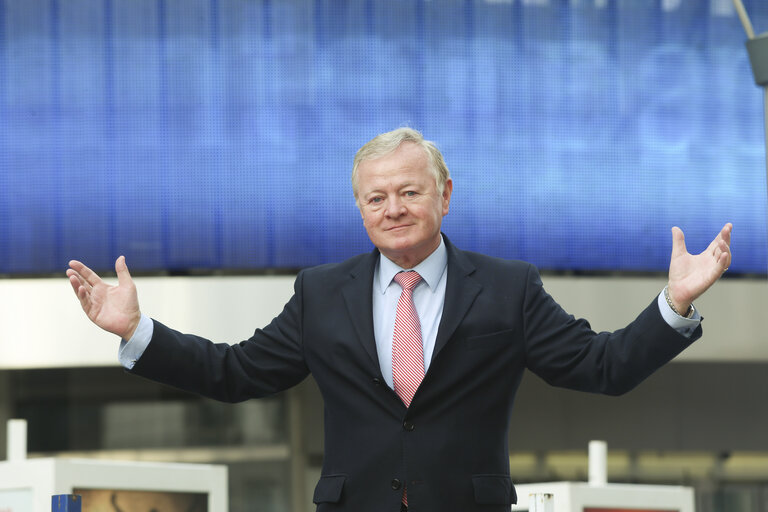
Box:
(386, 224, 412, 232)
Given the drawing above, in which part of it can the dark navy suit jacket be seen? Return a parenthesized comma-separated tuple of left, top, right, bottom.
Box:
(130, 236, 700, 512)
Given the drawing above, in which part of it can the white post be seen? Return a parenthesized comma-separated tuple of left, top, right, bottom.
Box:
(588, 439, 607, 486)
(528, 493, 554, 512)
(7, 419, 27, 461)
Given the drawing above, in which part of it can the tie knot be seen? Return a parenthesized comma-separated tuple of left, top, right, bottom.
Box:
(394, 271, 422, 292)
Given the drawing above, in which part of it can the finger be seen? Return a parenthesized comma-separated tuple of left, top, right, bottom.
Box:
(68, 260, 103, 287)
(115, 255, 133, 288)
(671, 226, 687, 258)
(719, 240, 732, 268)
(708, 239, 731, 276)
(68, 274, 91, 310)
(67, 272, 89, 297)
(68, 260, 86, 272)
(712, 223, 732, 246)
(68, 273, 85, 297)
(720, 223, 732, 247)
(66, 269, 92, 293)
(76, 280, 90, 302)
(711, 225, 733, 260)
(706, 224, 731, 256)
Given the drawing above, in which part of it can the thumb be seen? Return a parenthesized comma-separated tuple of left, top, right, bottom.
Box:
(671, 226, 687, 258)
(115, 255, 133, 287)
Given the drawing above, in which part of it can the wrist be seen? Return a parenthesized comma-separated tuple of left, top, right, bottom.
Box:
(664, 285, 694, 318)
(121, 312, 142, 341)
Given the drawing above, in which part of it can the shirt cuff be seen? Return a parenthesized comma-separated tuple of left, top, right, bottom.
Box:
(657, 290, 700, 338)
(118, 313, 154, 370)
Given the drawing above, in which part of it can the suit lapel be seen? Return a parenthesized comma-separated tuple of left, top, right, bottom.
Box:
(339, 239, 481, 374)
(340, 249, 381, 374)
(432, 238, 481, 362)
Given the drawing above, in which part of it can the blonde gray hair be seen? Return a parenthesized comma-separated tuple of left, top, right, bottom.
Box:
(352, 127, 450, 204)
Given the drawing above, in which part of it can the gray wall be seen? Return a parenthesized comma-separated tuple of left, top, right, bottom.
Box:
(297, 362, 768, 455)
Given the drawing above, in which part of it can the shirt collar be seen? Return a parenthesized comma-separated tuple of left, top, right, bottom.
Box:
(377, 236, 448, 293)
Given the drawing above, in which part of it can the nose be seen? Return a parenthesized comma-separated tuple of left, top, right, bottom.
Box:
(384, 196, 406, 218)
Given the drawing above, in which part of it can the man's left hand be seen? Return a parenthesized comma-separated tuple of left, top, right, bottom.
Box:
(667, 223, 732, 315)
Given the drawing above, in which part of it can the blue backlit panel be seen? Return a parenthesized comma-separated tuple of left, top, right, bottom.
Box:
(1, 0, 765, 274)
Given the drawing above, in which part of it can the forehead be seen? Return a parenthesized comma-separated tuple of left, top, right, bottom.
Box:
(357, 142, 433, 190)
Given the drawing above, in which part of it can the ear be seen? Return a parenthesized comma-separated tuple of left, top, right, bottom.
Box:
(441, 178, 453, 216)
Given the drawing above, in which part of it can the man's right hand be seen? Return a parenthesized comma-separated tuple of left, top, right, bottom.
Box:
(67, 256, 142, 340)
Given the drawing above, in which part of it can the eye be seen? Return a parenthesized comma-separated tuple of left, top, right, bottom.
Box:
(369, 196, 384, 204)
(404, 190, 417, 197)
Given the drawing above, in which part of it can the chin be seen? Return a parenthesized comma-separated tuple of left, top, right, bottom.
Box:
(386, 234, 419, 250)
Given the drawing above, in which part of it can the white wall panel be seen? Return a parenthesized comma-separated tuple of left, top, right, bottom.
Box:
(0, 274, 762, 369)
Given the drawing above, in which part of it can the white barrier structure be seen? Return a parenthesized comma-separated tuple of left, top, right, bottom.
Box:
(512, 441, 695, 512)
(0, 420, 228, 512)
(529, 493, 555, 512)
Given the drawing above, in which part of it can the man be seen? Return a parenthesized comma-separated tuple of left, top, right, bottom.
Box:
(68, 128, 732, 512)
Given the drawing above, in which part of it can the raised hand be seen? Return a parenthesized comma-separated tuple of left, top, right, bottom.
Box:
(67, 256, 142, 340)
(667, 223, 732, 314)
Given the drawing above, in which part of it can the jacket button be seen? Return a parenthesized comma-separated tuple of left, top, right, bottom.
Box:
(391, 478, 402, 490)
(372, 377, 382, 386)
(403, 421, 415, 431)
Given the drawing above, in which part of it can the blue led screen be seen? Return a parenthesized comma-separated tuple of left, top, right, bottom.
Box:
(1, 0, 766, 275)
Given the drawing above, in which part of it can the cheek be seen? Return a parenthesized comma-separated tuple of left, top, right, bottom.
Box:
(426, 204, 445, 224)
(361, 211, 380, 230)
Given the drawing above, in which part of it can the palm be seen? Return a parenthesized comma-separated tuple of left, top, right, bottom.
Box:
(667, 224, 732, 311)
(84, 279, 139, 334)
(67, 256, 141, 339)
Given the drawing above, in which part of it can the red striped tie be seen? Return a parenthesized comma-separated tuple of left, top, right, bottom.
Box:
(392, 271, 423, 507)
(392, 271, 424, 407)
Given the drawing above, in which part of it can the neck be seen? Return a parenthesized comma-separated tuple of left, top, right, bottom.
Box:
(382, 236, 442, 269)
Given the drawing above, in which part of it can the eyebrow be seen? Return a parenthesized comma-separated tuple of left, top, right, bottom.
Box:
(363, 182, 416, 195)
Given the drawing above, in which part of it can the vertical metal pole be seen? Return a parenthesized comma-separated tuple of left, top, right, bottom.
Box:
(732, 0, 755, 39)
(529, 493, 554, 512)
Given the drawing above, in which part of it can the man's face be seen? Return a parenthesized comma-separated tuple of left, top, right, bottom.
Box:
(356, 142, 452, 269)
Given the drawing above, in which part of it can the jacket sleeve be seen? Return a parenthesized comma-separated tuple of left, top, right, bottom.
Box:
(522, 264, 701, 396)
(129, 271, 310, 402)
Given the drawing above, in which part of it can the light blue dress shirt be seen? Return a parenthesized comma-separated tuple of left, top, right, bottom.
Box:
(372, 237, 448, 389)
